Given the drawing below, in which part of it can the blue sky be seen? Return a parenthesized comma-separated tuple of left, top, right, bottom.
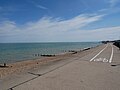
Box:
(0, 0, 120, 42)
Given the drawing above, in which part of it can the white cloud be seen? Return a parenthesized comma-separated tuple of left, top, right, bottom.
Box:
(0, 21, 18, 36)
(0, 14, 119, 42)
(28, 1, 48, 10)
(79, 26, 120, 41)
(36, 5, 48, 10)
(98, 7, 120, 14)
(23, 14, 104, 32)
(109, 0, 119, 7)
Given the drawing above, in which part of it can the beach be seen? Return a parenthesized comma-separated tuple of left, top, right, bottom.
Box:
(0, 42, 100, 79)
(0, 45, 95, 79)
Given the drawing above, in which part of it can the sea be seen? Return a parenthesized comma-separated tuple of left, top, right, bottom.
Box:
(0, 42, 101, 64)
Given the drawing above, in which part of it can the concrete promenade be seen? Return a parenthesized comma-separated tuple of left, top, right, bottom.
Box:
(1, 43, 120, 90)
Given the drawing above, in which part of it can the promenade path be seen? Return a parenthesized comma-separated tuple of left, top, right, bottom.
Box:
(1, 43, 120, 90)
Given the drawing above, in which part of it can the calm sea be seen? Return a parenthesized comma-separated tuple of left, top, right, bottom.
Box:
(0, 42, 100, 63)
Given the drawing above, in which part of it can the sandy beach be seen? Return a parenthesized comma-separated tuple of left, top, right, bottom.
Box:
(0, 53, 68, 79)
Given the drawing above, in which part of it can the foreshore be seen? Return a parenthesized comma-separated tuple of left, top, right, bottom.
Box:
(0, 46, 95, 79)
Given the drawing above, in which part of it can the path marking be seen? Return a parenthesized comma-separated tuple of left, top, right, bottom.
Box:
(109, 44, 113, 63)
(93, 58, 108, 63)
(90, 44, 108, 62)
(103, 58, 109, 62)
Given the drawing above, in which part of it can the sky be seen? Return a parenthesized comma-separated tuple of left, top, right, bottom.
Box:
(0, 0, 120, 43)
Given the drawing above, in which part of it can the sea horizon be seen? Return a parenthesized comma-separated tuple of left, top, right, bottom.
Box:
(0, 41, 101, 44)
